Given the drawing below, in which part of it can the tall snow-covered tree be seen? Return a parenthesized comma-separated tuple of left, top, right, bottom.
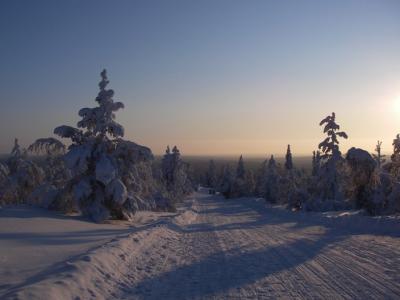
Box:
(285, 145, 293, 171)
(318, 112, 348, 160)
(54, 70, 155, 221)
(314, 112, 348, 206)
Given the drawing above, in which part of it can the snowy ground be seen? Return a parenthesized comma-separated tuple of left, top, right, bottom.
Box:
(1, 192, 400, 299)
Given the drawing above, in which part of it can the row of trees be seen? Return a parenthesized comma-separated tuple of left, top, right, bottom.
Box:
(205, 113, 400, 215)
(0, 70, 193, 222)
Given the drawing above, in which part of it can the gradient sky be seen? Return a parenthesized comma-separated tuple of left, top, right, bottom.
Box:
(0, 0, 399, 156)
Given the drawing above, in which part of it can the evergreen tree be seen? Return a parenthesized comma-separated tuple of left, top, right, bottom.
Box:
(205, 159, 217, 188)
(255, 158, 268, 197)
(387, 134, 400, 180)
(161, 145, 193, 202)
(372, 140, 386, 168)
(54, 70, 155, 221)
(285, 145, 293, 171)
(236, 155, 245, 179)
(264, 155, 280, 203)
(10, 138, 22, 158)
(311, 150, 321, 176)
(318, 112, 348, 160)
(315, 112, 348, 204)
(28, 138, 68, 188)
(231, 155, 253, 197)
(219, 164, 233, 198)
(244, 169, 256, 196)
(1, 139, 44, 205)
(391, 134, 400, 162)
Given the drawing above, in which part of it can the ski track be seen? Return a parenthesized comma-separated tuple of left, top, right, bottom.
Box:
(7, 192, 400, 299)
(118, 193, 400, 299)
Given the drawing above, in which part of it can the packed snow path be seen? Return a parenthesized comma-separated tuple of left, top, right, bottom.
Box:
(117, 193, 400, 299)
(5, 192, 400, 299)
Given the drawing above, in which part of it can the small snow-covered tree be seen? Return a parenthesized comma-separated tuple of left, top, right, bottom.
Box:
(231, 155, 251, 198)
(285, 145, 293, 171)
(219, 164, 234, 198)
(255, 158, 268, 197)
(311, 150, 321, 176)
(161, 145, 193, 203)
(0, 162, 9, 204)
(1, 139, 44, 205)
(264, 155, 280, 203)
(25, 138, 69, 207)
(244, 169, 256, 196)
(54, 70, 155, 221)
(236, 155, 245, 179)
(205, 160, 218, 189)
(388, 134, 400, 179)
(279, 145, 298, 205)
(392, 134, 400, 162)
(28, 138, 68, 187)
(372, 140, 386, 168)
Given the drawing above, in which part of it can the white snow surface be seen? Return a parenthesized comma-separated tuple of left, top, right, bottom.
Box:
(1, 192, 400, 299)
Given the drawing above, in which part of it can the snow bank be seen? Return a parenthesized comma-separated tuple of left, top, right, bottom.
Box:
(1, 200, 191, 300)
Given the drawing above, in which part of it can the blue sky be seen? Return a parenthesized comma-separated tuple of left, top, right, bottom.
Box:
(0, 0, 399, 155)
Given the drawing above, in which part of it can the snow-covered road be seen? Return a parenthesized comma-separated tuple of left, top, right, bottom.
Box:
(5, 192, 400, 299)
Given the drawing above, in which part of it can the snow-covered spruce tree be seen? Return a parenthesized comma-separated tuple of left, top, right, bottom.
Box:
(54, 70, 156, 221)
(387, 134, 400, 179)
(381, 134, 400, 213)
(219, 164, 234, 198)
(25, 138, 69, 207)
(372, 140, 386, 169)
(236, 155, 245, 179)
(161, 145, 193, 203)
(1, 139, 44, 205)
(263, 155, 280, 203)
(28, 138, 68, 187)
(311, 150, 321, 177)
(205, 159, 218, 189)
(285, 145, 293, 171)
(255, 158, 268, 197)
(244, 169, 256, 196)
(279, 145, 299, 206)
(231, 155, 251, 198)
(309, 113, 348, 210)
(0, 162, 9, 205)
